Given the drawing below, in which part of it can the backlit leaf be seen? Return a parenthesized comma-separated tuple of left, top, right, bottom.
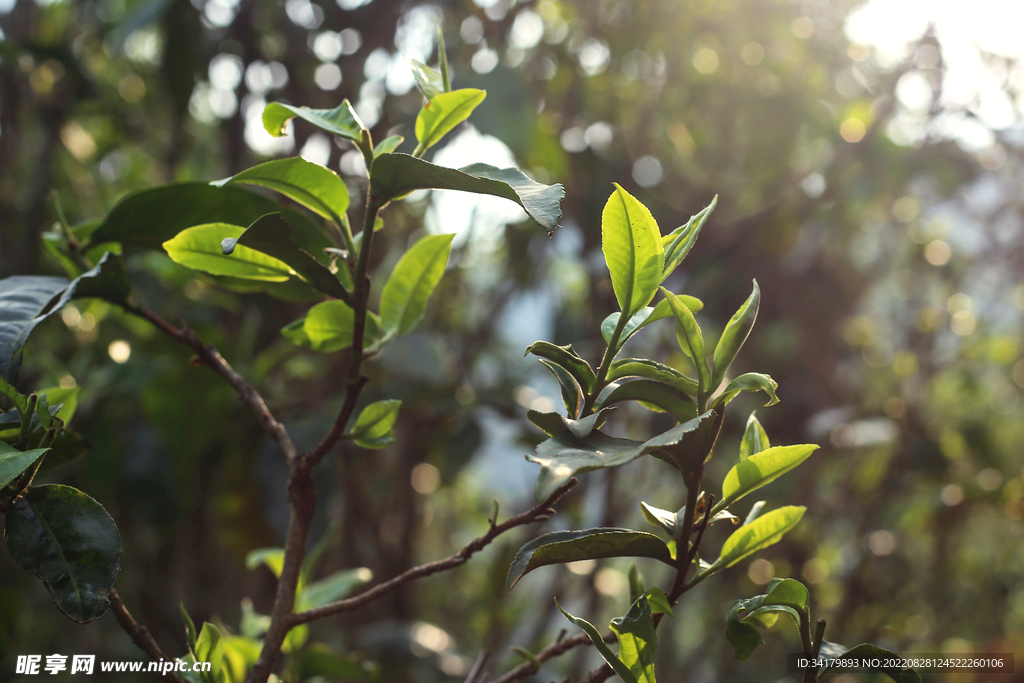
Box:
(602, 184, 664, 316)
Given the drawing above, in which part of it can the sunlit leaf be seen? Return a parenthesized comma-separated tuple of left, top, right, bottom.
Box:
(556, 600, 638, 683)
(379, 233, 454, 339)
(611, 595, 659, 683)
(661, 196, 716, 281)
(263, 100, 364, 141)
(164, 224, 293, 281)
(346, 400, 401, 449)
(713, 506, 806, 569)
(415, 88, 486, 150)
(713, 445, 818, 514)
(739, 412, 770, 461)
(216, 157, 349, 224)
(711, 281, 760, 390)
(602, 184, 664, 316)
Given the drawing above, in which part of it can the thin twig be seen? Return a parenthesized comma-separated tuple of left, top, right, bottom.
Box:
(108, 589, 186, 683)
(488, 631, 614, 683)
(464, 650, 491, 683)
(290, 478, 579, 625)
(128, 306, 297, 462)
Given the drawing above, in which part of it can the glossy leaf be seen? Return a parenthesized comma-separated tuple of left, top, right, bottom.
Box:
(0, 373, 28, 413)
(556, 600, 638, 683)
(346, 400, 401, 449)
(600, 295, 704, 347)
(282, 302, 381, 353)
(724, 578, 810, 661)
(415, 88, 486, 150)
(611, 595, 659, 683)
(661, 196, 716, 281)
(598, 379, 698, 422)
(297, 567, 373, 610)
(408, 57, 445, 99)
(711, 281, 760, 389)
(608, 358, 698, 395)
(525, 341, 596, 394)
(508, 528, 673, 590)
(87, 182, 280, 249)
(221, 213, 348, 300)
(263, 100, 364, 141)
(379, 233, 453, 338)
(369, 154, 563, 234)
(527, 413, 712, 499)
(373, 135, 404, 157)
(739, 412, 770, 461)
(661, 289, 710, 395)
(538, 359, 584, 419)
(640, 502, 680, 539)
(714, 372, 780, 408)
(526, 407, 611, 439)
(0, 441, 48, 489)
(4, 485, 121, 623)
(194, 622, 225, 683)
(216, 157, 349, 224)
(164, 225, 294, 281)
(714, 445, 819, 514)
(602, 184, 664, 316)
(713, 506, 806, 569)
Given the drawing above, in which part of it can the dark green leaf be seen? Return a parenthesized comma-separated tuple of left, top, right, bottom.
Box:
(526, 407, 611, 439)
(713, 372, 780, 408)
(661, 196, 716, 281)
(0, 276, 70, 383)
(0, 442, 48, 489)
(602, 184, 664, 316)
(526, 341, 596, 394)
(713, 445, 819, 514)
(597, 379, 698, 422)
(527, 413, 712, 499)
(415, 89, 486, 150)
(37, 430, 89, 474)
(216, 157, 349, 224)
(4, 485, 121, 623)
(739, 412, 770, 461)
(88, 182, 280, 249)
(607, 358, 698, 395)
(610, 595, 659, 683)
(0, 373, 28, 413)
(711, 281, 760, 390)
(600, 295, 704, 347)
(661, 288, 710, 396)
(221, 213, 349, 300)
(508, 529, 672, 590)
(556, 600, 638, 683)
(725, 596, 767, 661)
(345, 400, 401, 449)
(379, 233, 453, 338)
(628, 563, 646, 604)
(263, 100, 364, 141)
(538, 359, 584, 419)
(369, 154, 563, 234)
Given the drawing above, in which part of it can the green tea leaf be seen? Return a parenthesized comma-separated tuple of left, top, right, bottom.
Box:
(181, 603, 198, 652)
(600, 295, 704, 347)
(739, 412, 770, 461)
(508, 528, 673, 590)
(602, 184, 664, 316)
(713, 506, 806, 569)
(525, 341, 596, 393)
(263, 100, 364, 141)
(611, 595, 659, 683)
(714, 445, 818, 514)
(661, 289, 710, 396)
(0, 373, 28, 413)
(712, 280, 760, 389)
(526, 407, 612, 439)
(194, 622, 225, 683)
(369, 154, 563, 234)
(714, 372, 780, 408)
(373, 135, 404, 157)
(628, 563, 646, 604)
(538, 359, 584, 419)
(35, 386, 79, 424)
(640, 502, 680, 538)
(4, 485, 121, 623)
(216, 157, 349, 224)
(87, 182, 280, 249)
(415, 88, 486, 150)
(0, 441, 48, 489)
(221, 213, 349, 300)
(297, 567, 373, 610)
(597, 379, 698, 422)
(661, 196, 716, 281)
(527, 413, 712, 499)
(408, 57, 445, 99)
(282, 302, 381, 353)
(555, 600, 639, 683)
(245, 548, 284, 577)
(645, 587, 673, 617)
(379, 233, 453, 338)
(346, 400, 401, 449)
(164, 224, 294, 281)
(607, 358, 698, 395)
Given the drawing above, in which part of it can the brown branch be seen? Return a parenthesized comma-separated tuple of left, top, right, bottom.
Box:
(128, 306, 297, 462)
(488, 630, 614, 683)
(464, 650, 491, 683)
(108, 589, 186, 683)
(290, 478, 578, 625)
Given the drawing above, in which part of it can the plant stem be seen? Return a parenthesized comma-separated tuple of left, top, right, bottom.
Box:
(16, 393, 38, 450)
(581, 311, 630, 415)
(802, 619, 827, 683)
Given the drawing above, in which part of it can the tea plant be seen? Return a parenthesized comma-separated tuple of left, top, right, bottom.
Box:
(0, 32, 919, 683)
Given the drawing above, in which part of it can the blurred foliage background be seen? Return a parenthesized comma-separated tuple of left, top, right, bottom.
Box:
(2, 0, 1023, 680)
